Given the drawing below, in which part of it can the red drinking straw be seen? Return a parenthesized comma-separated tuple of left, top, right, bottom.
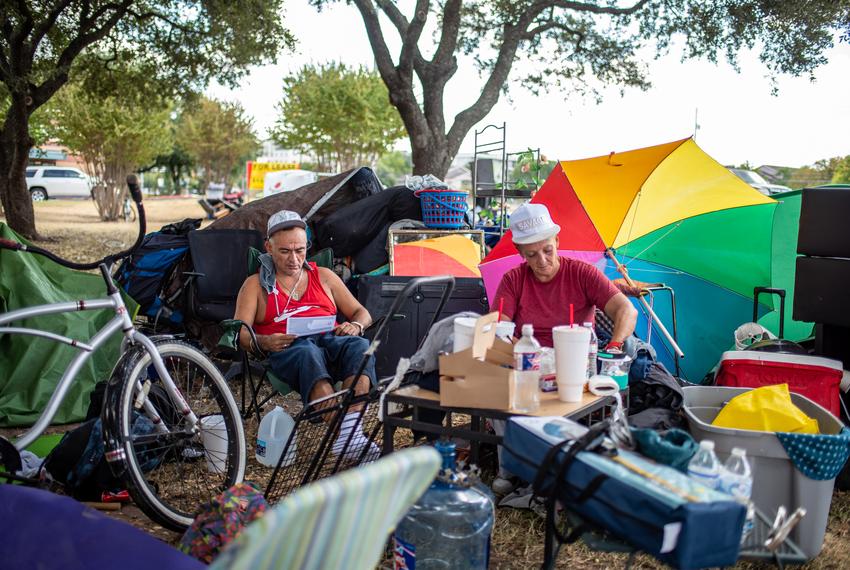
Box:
(569, 303, 574, 327)
(498, 298, 504, 321)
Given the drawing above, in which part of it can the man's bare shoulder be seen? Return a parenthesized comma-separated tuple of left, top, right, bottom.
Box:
(316, 266, 342, 285)
(239, 273, 262, 294)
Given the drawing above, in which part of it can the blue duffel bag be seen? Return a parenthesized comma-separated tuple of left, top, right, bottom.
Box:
(502, 416, 746, 569)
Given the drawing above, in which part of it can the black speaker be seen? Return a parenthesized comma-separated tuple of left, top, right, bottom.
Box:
(797, 187, 850, 257)
(793, 256, 850, 327)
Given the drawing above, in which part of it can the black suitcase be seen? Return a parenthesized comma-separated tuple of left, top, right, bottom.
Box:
(357, 275, 489, 377)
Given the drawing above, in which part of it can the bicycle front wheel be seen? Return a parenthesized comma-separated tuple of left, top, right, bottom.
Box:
(105, 339, 246, 531)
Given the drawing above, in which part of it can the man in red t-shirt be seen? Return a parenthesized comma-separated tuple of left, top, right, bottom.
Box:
(492, 203, 637, 350)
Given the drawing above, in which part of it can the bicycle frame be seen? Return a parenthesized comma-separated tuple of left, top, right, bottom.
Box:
(0, 265, 198, 452)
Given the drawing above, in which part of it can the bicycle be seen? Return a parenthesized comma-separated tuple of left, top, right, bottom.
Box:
(0, 175, 246, 531)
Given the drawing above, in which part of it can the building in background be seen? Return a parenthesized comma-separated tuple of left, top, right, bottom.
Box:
(28, 143, 88, 173)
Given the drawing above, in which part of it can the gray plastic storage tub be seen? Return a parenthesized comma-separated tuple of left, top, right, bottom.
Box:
(682, 386, 843, 559)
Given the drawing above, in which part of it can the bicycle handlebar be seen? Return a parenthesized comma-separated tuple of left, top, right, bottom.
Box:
(0, 174, 147, 270)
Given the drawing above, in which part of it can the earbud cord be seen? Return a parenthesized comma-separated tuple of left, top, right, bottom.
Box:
(273, 264, 305, 321)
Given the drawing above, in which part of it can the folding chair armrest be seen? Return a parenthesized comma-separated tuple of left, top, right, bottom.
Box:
(219, 318, 267, 359)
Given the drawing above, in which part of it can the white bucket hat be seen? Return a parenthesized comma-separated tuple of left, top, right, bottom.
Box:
(510, 203, 560, 244)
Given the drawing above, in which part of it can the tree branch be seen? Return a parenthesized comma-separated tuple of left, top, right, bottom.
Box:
(374, 0, 410, 35)
(447, 22, 525, 150)
(30, 0, 134, 109)
(397, 0, 429, 79)
(431, 0, 461, 67)
(29, 0, 76, 53)
(352, 0, 429, 150)
(351, 0, 401, 89)
(550, 0, 649, 16)
(126, 7, 200, 34)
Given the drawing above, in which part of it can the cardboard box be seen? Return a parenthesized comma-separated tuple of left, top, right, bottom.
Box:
(439, 312, 517, 409)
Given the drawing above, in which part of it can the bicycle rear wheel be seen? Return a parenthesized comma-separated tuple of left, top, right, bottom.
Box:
(103, 339, 246, 531)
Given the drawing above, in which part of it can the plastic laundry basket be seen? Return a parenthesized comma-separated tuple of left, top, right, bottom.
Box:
(683, 386, 845, 559)
(416, 189, 468, 229)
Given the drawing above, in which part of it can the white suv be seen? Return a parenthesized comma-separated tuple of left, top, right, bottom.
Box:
(26, 166, 93, 200)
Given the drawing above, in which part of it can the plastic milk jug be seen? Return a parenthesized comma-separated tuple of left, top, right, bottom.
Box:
(256, 406, 297, 468)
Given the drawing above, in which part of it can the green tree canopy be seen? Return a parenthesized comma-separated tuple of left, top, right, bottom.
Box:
(1, 1, 293, 239)
(375, 150, 413, 186)
(271, 63, 407, 172)
(312, 0, 850, 179)
(831, 156, 850, 184)
(51, 83, 173, 220)
(176, 97, 258, 191)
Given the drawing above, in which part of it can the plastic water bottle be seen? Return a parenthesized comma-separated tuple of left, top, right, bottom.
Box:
(256, 406, 297, 468)
(582, 322, 598, 379)
(513, 324, 541, 413)
(393, 440, 495, 569)
(687, 439, 721, 490)
(720, 447, 754, 541)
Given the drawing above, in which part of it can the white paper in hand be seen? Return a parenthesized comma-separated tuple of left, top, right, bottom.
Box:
(286, 315, 336, 336)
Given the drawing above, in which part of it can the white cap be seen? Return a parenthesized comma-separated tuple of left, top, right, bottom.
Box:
(267, 210, 306, 238)
(522, 323, 534, 336)
(510, 203, 560, 244)
(731, 447, 746, 456)
(699, 440, 715, 450)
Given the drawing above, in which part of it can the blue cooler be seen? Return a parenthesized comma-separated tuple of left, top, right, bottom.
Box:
(502, 416, 746, 569)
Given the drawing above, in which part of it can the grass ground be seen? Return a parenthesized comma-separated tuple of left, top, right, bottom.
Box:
(2, 197, 848, 568)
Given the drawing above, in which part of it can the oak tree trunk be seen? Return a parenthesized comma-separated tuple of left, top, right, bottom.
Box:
(0, 97, 38, 240)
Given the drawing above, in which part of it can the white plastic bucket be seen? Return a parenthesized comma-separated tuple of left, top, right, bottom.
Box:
(453, 317, 516, 352)
(200, 415, 228, 474)
(256, 406, 297, 468)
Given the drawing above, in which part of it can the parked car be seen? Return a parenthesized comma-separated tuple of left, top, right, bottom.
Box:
(26, 166, 93, 200)
(729, 168, 792, 196)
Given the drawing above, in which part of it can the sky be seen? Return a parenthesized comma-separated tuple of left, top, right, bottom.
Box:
(208, 1, 850, 169)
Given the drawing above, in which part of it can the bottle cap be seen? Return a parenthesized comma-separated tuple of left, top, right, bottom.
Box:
(700, 440, 715, 450)
(522, 324, 534, 336)
(731, 447, 746, 456)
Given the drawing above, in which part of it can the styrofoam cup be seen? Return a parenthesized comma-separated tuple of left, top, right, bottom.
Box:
(553, 325, 591, 402)
(200, 415, 228, 474)
(453, 317, 516, 352)
(558, 382, 585, 403)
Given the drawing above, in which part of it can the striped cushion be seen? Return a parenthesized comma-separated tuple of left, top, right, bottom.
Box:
(210, 447, 440, 570)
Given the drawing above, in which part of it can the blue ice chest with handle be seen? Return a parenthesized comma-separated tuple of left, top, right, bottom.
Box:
(502, 416, 746, 570)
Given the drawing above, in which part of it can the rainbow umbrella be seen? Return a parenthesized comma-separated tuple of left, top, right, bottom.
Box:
(480, 138, 777, 381)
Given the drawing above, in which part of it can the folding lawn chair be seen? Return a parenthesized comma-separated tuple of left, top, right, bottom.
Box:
(0, 447, 440, 570)
(215, 446, 440, 569)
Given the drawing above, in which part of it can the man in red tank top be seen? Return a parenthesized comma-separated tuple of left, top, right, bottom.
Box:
(234, 210, 377, 460)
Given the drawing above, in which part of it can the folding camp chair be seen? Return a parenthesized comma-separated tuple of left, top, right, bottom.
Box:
(0, 447, 440, 570)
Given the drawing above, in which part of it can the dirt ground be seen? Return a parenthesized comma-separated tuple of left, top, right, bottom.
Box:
(2, 198, 849, 569)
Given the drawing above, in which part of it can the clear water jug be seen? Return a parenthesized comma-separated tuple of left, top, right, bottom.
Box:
(393, 440, 495, 569)
(256, 406, 296, 468)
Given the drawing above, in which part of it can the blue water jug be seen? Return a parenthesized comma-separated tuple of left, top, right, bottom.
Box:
(392, 440, 495, 569)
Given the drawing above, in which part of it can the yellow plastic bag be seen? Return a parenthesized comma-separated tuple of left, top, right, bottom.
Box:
(712, 384, 819, 434)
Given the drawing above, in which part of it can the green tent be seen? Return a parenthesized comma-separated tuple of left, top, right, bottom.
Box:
(758, 189, 814, 341)
(0, 223, 136, 427)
